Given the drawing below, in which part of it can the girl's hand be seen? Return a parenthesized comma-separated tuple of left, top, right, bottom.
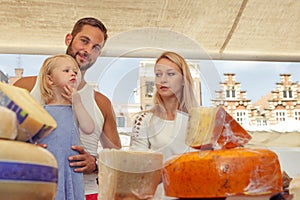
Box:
(61, 85, 80, 104)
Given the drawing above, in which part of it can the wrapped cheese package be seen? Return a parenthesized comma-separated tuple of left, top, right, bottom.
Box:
(98, 149, 163, 200)
(162, 148, 283, 198)
(0, 82, 56, 142)
(186, 106, 252, 150)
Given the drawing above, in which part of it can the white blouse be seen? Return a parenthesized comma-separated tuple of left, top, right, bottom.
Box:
(130, 111, 193, 161)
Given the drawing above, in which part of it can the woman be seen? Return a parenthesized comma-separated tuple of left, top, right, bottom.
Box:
(130, 51, 199, 160)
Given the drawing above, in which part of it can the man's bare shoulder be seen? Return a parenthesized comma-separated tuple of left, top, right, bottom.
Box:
(94, 91, 113, 116)
(13, 76, 37, 92)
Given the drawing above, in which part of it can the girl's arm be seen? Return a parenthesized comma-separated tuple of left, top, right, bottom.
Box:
(62, 85, 95, 134)
(72, 90, 95, 134)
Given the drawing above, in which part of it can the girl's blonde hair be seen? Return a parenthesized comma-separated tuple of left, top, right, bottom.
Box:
(39, 54, 79, 104)
(152, 51, 198, 115)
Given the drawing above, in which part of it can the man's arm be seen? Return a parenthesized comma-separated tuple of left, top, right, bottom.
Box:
(95, 91, 122, 149)
(13, 76, 37, 92)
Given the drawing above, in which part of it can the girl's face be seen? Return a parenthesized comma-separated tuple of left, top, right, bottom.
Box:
(154, 58, 183, 99)
(48, 58, 80, 89)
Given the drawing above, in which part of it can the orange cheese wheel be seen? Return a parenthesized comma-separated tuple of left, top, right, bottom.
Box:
(162, 148, 283, 198)
(186, 106, 252, 150)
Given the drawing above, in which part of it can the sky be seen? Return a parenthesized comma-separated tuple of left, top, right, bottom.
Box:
(1, 54, 300, 107)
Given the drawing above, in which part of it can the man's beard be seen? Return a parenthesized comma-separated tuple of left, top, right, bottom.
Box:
(66, 44, 94, 72)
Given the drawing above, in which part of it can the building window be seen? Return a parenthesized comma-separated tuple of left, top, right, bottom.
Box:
(145, 104, 152, 110)
(116, 116, 125, 127)
(283, 87, 293, 99)
(145, 81, 154, 98)
(256, 119, 268, 126)
(294, 110, 300, 121)
(225, 87, 236, 99)
(274, 111, 286, 122)
(235, 110, 247, 126)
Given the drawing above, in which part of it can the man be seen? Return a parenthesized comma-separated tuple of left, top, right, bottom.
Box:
(14, 17, 122, 200)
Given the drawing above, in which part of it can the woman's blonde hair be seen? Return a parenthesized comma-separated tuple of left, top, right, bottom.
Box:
(152, 51, 198, 115)
(39, 54, 79, 104)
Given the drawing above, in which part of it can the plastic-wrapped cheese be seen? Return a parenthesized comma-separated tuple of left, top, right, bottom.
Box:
(186, 106, 252, 149)
(289, 173, 300, 199)
(0, 82, 56, 142)
(162, 148, 283, 198)
(98, 149, 163, 200)
(0, 106, 17, 140)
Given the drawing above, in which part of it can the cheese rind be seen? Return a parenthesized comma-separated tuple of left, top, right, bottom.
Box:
(98, 149, 163, 200)
(186, 106, 252, 149)
(0, 82, 56, 142)
(0, 140, 58, 200)
(162, 148, 283, 198)
(0, 106, 17, 140)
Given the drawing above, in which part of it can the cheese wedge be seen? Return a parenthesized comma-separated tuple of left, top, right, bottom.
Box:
(98, 149, 163, 200)
(186, 106, 252, 149)
(162, 148, 283, 198)
(0, 82, 56, 142)
(0, 106, 18, 140)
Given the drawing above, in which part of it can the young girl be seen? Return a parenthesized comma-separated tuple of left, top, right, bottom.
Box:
(130, 51, 199, 160)
(37, 54, 94, 200)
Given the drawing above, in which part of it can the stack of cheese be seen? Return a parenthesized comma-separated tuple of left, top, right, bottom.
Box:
(162, 106, 283, 198)
(0, 82, 56, 142)
(98, 149, 163, 200)
(0, 91, 58, 199)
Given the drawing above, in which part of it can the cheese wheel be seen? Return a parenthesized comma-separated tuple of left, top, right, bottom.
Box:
(162, 148, 283, 198)
(186, 106, 252, 149)
(0, 82, 56, 142)
(0, 106, 17, 140)
(0, 140, 58, 200)
(98, 149, 163, 200)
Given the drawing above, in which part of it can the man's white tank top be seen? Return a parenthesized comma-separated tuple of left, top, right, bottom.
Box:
(30, 78, 104, 194)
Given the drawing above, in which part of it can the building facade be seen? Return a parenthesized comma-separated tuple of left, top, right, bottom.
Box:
(211, 73, 300, 131)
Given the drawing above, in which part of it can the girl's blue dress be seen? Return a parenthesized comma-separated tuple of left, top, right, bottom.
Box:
(39, 105, 84, 200)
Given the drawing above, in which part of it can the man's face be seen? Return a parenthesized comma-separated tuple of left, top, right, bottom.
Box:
(66, 25, 105, 72)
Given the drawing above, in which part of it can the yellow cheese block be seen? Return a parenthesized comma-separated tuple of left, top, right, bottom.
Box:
(162, 148, 283, 198)
(186, 106, 252, 149)
(0, 82, 56, 142)
(98, 149, 163, 200)
(0, 106, 17, 140)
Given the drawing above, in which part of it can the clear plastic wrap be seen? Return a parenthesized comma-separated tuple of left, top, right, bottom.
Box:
(98, 149, 163, 200)
(186, 106, 252, 150)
